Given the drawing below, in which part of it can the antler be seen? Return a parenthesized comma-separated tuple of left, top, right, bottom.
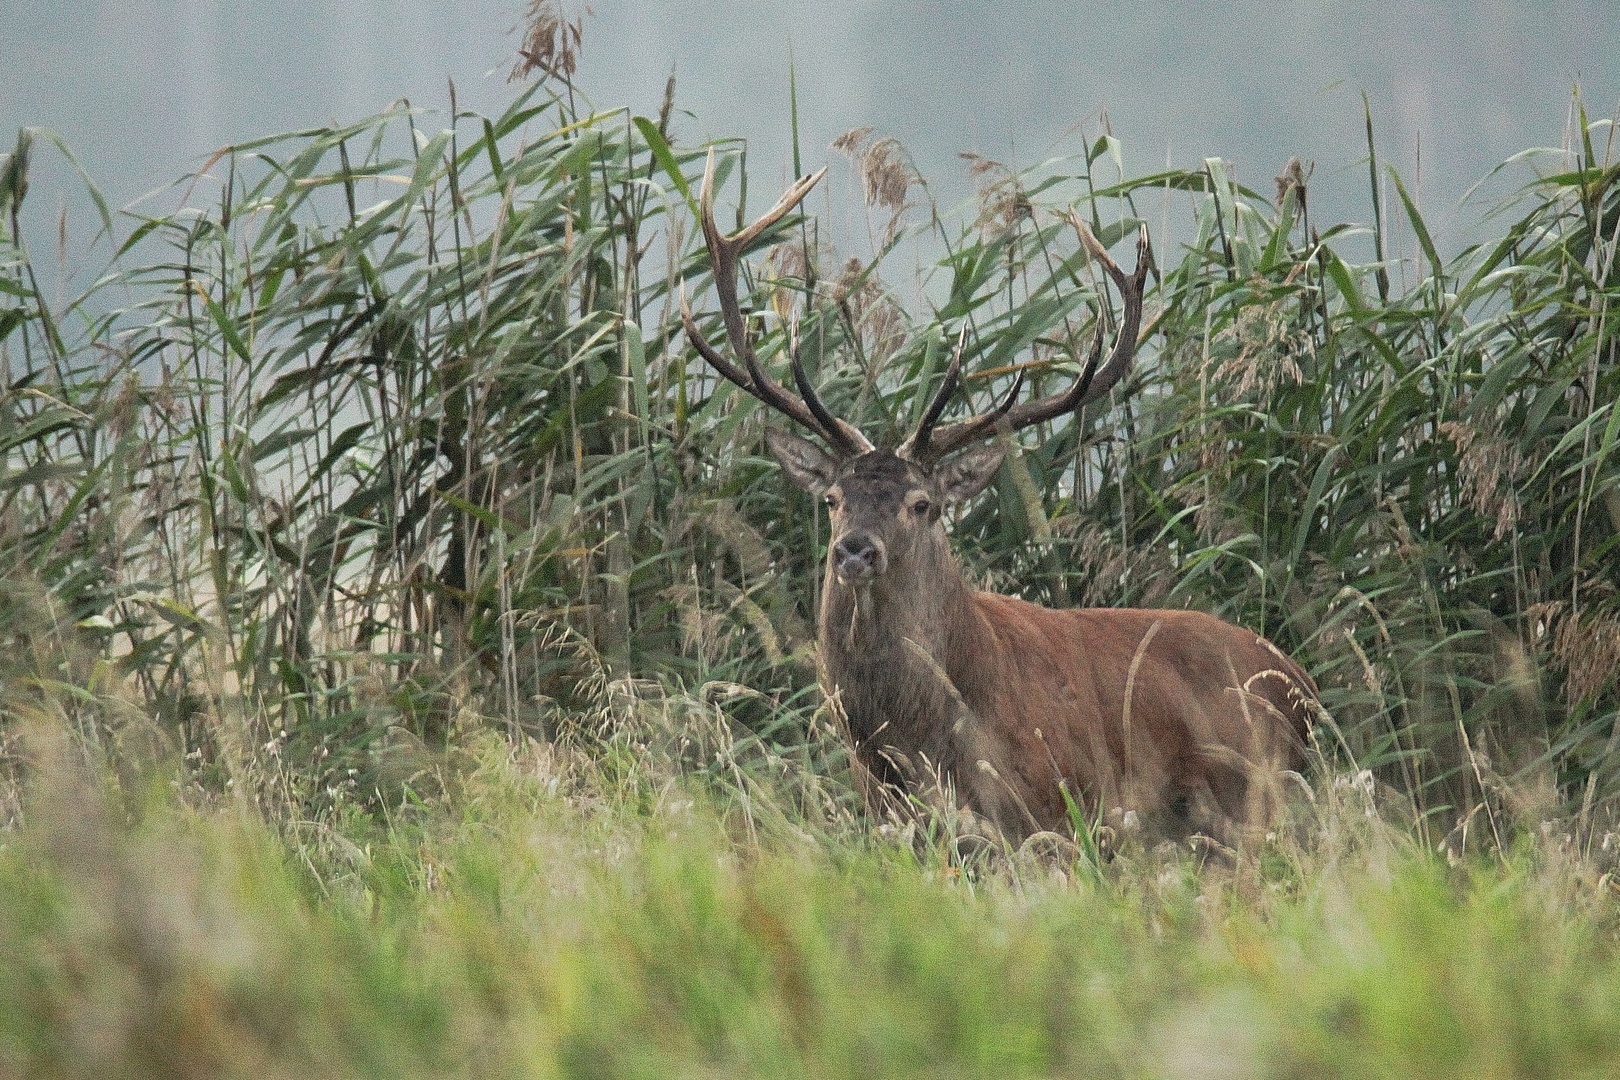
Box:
(901, 222, 1152, 463)
(680, 150, 874, 458)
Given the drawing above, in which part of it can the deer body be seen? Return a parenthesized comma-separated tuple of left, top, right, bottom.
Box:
(807, 449, 1314, 838)
(821, 538, 1314, 835)
(682, 153, 1315, 839)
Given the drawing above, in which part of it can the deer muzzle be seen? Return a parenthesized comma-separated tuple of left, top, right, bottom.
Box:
(832, 533, 887, 583)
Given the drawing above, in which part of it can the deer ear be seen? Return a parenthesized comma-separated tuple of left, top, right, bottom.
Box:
(764, 428, 840, 494)
(936, 444, 1006, 503)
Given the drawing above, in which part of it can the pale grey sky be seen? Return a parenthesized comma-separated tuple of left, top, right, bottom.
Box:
(5, 1, 1617, 265)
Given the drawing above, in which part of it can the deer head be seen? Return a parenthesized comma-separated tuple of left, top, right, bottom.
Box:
(681, 150, 1152, 590)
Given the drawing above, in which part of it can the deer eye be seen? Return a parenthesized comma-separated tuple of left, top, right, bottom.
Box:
(823, 492, 841, 511)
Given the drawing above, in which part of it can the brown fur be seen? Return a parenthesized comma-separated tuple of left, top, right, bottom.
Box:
(798, 448, 1316, 841)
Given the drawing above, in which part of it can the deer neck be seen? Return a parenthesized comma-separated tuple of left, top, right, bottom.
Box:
(815, 532, 990, 766)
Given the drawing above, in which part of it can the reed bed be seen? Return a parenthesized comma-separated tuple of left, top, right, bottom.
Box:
(2, 29, 1619, 1074)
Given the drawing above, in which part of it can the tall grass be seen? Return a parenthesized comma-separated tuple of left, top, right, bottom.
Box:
(3, 73, 1616, 833)
(2, 34, 1620, 1075)
(3, 680, 1620, 1079)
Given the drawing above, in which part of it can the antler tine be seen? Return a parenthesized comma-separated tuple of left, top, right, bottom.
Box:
(1050, 219, 1151, 405)
(920, 222, 1152, 461)
(685, 150, 871, 456)
(743, 319, 871, 458)
(788, 317, 867, 452)
(897, 325, 966, 461)
(911, 365, 1027, 461)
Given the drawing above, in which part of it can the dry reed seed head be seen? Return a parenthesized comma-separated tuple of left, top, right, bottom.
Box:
(660, 495, 809, 665)
(510, 0, 585, 82)
(105, 374, 143, 441)
(958, 152, 1034, 235)
(766, 238, 815, 285)
(1211, 293, 1310, 397)
(1532, 597, 1620, 705)
(829, 256, 907, 364)
(1337, 624, 1386, 697)
(829, 256, 863, 309)
(862, 140, 918, 217)
(834, 128, 921, 245)
(765, 240, 822, 325)
(149, 370, 181, 419)
(829, 127, 874, 156)
(958, 151, 1007, 182)
(1438, 419, 1525, 541)
(1274, 157, 1310, 209)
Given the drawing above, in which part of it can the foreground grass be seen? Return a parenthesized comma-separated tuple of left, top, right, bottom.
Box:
(2, 725, 1618, 1080)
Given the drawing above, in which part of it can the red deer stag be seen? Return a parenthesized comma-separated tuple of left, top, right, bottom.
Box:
(681, 152, 1316, 841)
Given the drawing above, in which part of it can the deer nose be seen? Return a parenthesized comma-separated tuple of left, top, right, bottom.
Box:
(832, 533, 886, 580)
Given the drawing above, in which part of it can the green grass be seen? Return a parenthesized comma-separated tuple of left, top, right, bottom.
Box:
(3, 725, 1620, 1079)
(3, 21, 1620, 1075)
